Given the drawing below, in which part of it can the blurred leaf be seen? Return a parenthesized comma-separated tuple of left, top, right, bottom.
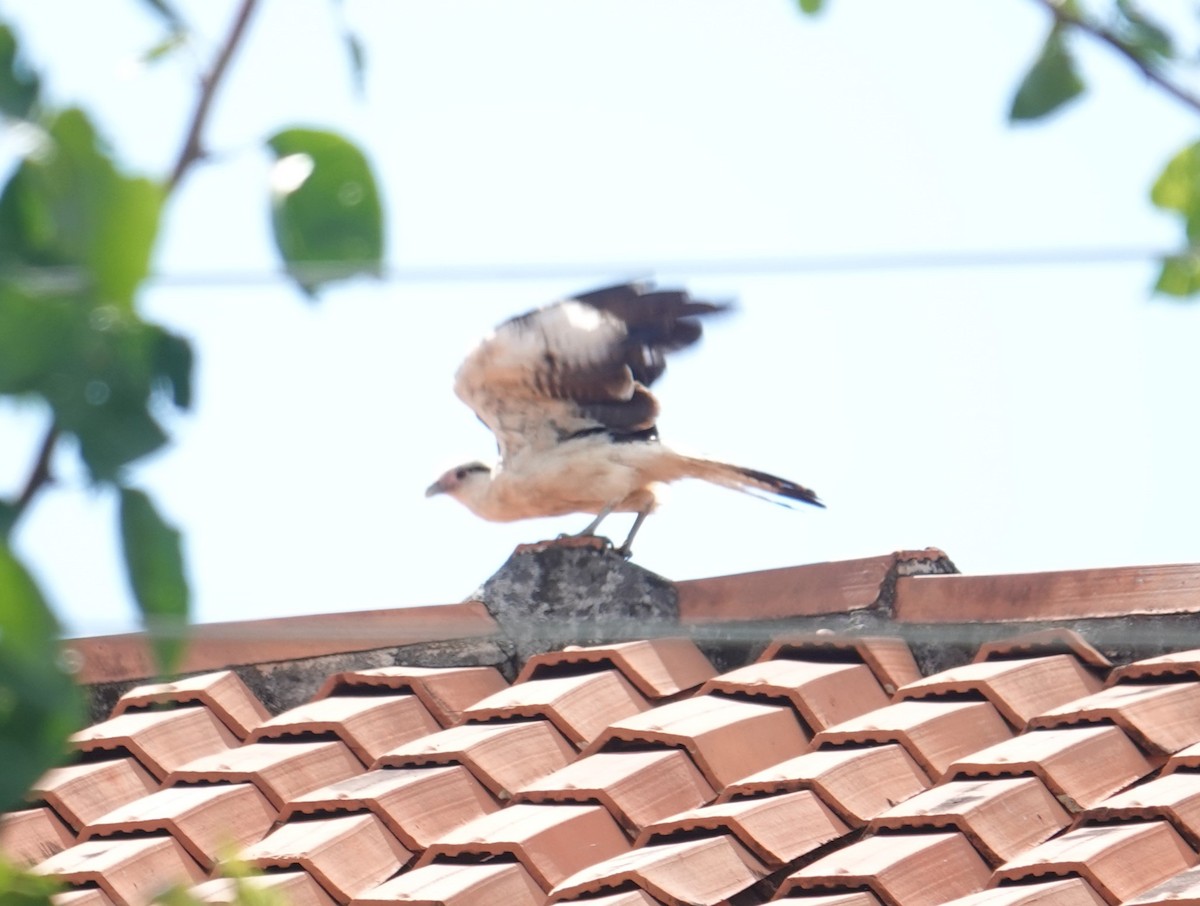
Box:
(0, 23, 40, 120)
(1151, 141, 1200, 215)
(1010, 28, 1086, 121)
(0, 858, 61, 905)
(1114, 0, 1173, 63)
(0, 108, 164, 310)
(343, 30, 367, 96)
(141, 29, 189, 66)
(0, 500, 15, 538)
(119, 487, 189, 675)
(797, 0, 825, 13)
(137, 0, 185, 30)
(266, 127, 383, 297)
(152, 328, 194, 410)
(1155, 253, 1200, 297)
(0, 543, 84, 812)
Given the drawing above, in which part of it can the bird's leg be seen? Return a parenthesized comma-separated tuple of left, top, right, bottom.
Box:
(565, 504, 614, 539)
(615, 508, 651, 559)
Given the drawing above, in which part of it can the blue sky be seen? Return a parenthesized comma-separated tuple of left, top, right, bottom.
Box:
(3, 1, 1200, 636)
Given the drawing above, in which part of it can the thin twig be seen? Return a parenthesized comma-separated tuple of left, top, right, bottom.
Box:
(1033, 0, 1200, 117)
(10, 0, 261, 527)
(166, 0, 261, 192)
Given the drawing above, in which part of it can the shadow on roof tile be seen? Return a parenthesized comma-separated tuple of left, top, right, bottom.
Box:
(111, 670, 269, 740)
(897, 655, 1102, 731)
(948, 726, 1154, 812)
(516, 638, 716, 699)
(869, 776, 1070, 865)
(29, 759, 157, 832)
(350, 861, 544, 906)
(720, 743, 930, 826)
(189, 871, 339, 906)
(316, 665, 509, 728)
(636, 789, 849, 869)
(586, 695, 808, 791)
(513, 748, 715, 835)
(461, 670, 650, 749)
(284, 764, 498, 850)
(778, 831, 991, 905)
(939, 878, 1108, 905)
(995, 820, 1197, 905)
(1079, 770, 1200, 850)
(249, 695, 442, 765)
(70, 708, 237, 782)
(80, 783, 276, 871)
(0, 807, 74, 868)
(771, 893, 883, 906)
(166, 740, 363, 811)
(375, 720, 575, 801)
(240, 812, 412, 904)
(1111, 649, 1200, 686)
(759, 634, 921, 696)
(1029, 682, 1200, 757)
(972, 628, 1112, 670)
(814, 699, 1012, 781)
(417, 802, 629, 891)
(32, 837, 206, 906)
(548, 834, 769, 905)
(701, 659, 889, 733)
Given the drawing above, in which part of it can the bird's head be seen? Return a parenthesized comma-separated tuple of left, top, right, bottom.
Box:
(425, 461, 493, 509)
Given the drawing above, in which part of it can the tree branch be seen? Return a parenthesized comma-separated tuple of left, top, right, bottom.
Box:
(10, 0, 260, 528)
(1032, 0, 1200, 117)
(167, 0, 261, 192)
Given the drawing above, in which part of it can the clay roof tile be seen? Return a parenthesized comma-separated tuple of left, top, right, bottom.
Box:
(972, 629, 1112, 669)
(28, 759, 157, 832)
(759, 634, 921, 695)
(31, 837, 206, 906)
(349, 861, 545, 906)
(1125, 864, 1200, 905)
(0, 807, 74, 867)
(516, 638, 716, 699)
(110, 670, 269, 739)
(1028, 682, 1200, 757)
(69, 708, 237, 781)
(1111, 649, 1200, 686)
(1079, 770, 1200, 849)
(188, 871, 339, 906)
(315, 665, 509, 728)
(937, 878, 1108, 905)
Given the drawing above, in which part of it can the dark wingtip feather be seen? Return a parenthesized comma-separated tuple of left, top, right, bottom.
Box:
(733, 465, 825, 508)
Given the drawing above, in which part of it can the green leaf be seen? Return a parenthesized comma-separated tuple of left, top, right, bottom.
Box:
(1010, 28, 1086, 122)
(1114, 0, 1174, 64)
(1155, 253, 1200, 297)
(797, 0, 825, 13)
(1151, 141, 1200, 215)
(0, 543, 84, 812)
(0, 108, 164, 310)
(0, 23, 40, 120)
(0, 858, 62, 905)
(119, 487, 189, 675)
(137, 0, 185, 30)
(266, 127, 384, 297)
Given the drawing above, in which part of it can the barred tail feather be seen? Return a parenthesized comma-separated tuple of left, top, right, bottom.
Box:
(682, 457, 825, 509)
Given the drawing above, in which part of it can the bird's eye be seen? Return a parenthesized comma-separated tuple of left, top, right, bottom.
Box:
(455, 468, 466, 480)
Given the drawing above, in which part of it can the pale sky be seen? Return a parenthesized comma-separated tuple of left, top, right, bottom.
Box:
(3, 1, 1200, 636)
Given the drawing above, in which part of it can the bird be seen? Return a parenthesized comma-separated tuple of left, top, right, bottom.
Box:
(425, 282, 824, 556)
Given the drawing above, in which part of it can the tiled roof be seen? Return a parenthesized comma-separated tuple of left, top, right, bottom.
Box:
(7, 548, 1200, 905)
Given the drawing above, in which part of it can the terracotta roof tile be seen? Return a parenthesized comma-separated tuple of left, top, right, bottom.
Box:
(461, 670, 651, 748)
(700, 659, 889, 733)
(166, 740, 364, 810)
(939, 878, 1108, 905)
(110, 670, 269, 739)
(1168, 744, 1200, 773)
(249, 695, 442, 765)
(315, 665, 509, 728)
(1080, 770, 1200, 849)
(994, 820, 1198, 905)
(777, 831, 991, 904)
(0, 807, 74, 867)
(31, 837, 206, 906)
(869, 776, 1071, 865)
(972, 628, 1112, 669)
(516, 638, 717, 699)
(350, 861, 545, 906)
(70, 708, 237, 781)
(284, 765, 498, 849)
(1028, 682, 1200, 756)
(513, 749, 715, 834)
(772, 895, 883, 906)
(1111, 649, 1200, 685)
(586, 694, 809, 791)
(416, 802, 629, 891)
(79, 783, 276, 871)
(51, 889, 118, 906)
(720, 743, 930, 826)
(814, 699, 1013, 780)
(759, 634, 922, 695)
(1126, 864, 1200, 904)
(897, 656, 1103, 730)
(189, 871, 339, 906)
(894, 564, 1200, 622)
(556, 891, 665, 906)
(548, 834, 769, 905)
(636, 789, 849, 868)
(948, 726, 1154, 812)
(240, 812, 412, 903)
(376, 720, 575, 800)
(28, 759, 157, 832)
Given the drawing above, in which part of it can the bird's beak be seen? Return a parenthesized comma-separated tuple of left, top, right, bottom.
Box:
(425, 480, 446, 498)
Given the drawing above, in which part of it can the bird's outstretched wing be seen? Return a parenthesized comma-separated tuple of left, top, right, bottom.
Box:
(454, 282, 727, 464)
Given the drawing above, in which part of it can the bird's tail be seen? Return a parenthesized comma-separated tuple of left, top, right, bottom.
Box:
(680, 456, 825, 509)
